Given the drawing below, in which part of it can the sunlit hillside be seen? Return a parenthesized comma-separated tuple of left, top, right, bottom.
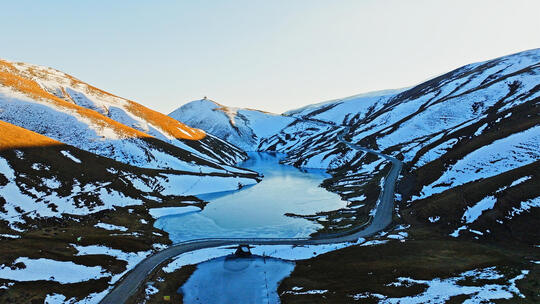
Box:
(0, 59, 205, 140)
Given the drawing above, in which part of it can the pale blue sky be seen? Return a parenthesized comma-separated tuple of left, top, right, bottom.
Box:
(2, 0, 539, 114)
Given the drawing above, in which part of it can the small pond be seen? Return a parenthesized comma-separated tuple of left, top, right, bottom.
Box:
(180, 255, 295, 304)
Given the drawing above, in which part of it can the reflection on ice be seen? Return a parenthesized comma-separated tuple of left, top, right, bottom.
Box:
(155, 152, 348, 243)
(180, 255, 294, 304)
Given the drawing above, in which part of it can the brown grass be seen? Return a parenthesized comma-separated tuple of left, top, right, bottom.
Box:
(279, 236, 538, 303)
(401, 160, 540, 244)
(127, 264, 197, 304)
(0, 204, 175, 303)
(0, 120, 63, 150)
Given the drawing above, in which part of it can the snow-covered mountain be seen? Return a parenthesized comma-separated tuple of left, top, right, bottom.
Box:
(270, 48, 540, 302)
(0, 61, 264, 303)
(165, 49, 539, 239)
(260, 48, 540, 241)
(169, 99, 294, 151)
(0, 59, 249, 172)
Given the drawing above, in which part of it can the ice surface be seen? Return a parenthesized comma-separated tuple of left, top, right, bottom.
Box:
(155, 152, 348, 243)
(181, 256, 294, 304)
(148, 206, 202, 219)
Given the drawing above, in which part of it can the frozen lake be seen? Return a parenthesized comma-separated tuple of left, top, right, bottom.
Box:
(180, 255, 295, 304)
(155, 152, 348, 243)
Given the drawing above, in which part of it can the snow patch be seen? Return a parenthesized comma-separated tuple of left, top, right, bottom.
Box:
(60, 150, 82, 163)
(94, 222, 128, 232)
(0, 258, 106, 284)
(463, 196, 497, 224)
(379, 268, 529, 303)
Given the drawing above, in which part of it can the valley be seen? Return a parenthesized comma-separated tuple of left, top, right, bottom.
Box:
(102, 123, 403, 304)
(0, 48, 538, 303)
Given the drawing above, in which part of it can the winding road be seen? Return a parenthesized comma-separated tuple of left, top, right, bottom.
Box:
(100, 125, 403, 304)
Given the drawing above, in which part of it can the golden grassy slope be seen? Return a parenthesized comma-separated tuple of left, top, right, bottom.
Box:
(0, 60, 152, 139)
(1, 59, 205, 140)
(0, 119, 63, 150)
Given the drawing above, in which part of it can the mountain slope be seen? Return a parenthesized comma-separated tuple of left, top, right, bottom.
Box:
(258, 48, 540, 237)
(169, 99, 295, 151)
(0, 73, 262, 303)
(277, 49, 539, 175)
(0, 59, 249, 173)
(267, 49, 540, 303)
(127, 48, 540, 303)
(0, 120, 259, 231)
(0, 120, 258, 304)
(336, 50, 540, 241)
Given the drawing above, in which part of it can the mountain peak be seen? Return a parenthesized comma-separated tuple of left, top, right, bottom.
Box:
(170, 99, 294, 150)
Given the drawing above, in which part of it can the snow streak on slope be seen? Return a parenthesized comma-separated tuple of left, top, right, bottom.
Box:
(415, 126, 540, 199)
(286, 88, 405, 125)
(170, 99, 295, 151)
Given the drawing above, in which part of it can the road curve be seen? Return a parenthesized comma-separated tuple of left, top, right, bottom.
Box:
(100, 125, 403, 304)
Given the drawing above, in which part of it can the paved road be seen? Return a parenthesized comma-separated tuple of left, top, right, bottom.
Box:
(100, 125, 403, 304)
